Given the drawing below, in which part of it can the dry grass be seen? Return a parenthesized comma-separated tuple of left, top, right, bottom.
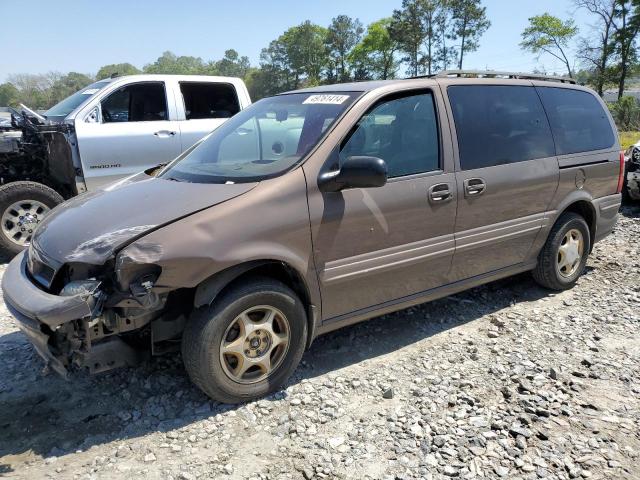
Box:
(620, 131, 640, 150)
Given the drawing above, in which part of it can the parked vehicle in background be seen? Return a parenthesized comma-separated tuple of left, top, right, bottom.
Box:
(2, 71, 623, 404)
(624, 140, 640, 200)
(0, 75, 251, 256)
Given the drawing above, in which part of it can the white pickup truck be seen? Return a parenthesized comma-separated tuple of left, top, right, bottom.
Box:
(0, 75, 251, 256)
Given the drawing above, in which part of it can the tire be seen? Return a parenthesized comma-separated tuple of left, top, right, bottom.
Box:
(0, 181, 64, 258)
(532, 212, 591, 291)
(182, 277, 307, 403)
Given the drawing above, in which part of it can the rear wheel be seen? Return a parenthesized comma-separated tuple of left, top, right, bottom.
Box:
(0, 182, 64, 258)
(532, 212, 591, 291)
(182, 277, 307, 403)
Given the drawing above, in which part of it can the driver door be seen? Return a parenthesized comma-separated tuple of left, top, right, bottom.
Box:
(75, 81, 181, 190)
(306, 90, 458, 321)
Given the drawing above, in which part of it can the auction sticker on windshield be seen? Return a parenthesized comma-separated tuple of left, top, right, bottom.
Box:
(303, 94, 350, 105)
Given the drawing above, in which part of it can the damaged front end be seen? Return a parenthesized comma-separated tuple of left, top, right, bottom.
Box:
(2, 241, 187, 376)
(0, 107, 84, 197)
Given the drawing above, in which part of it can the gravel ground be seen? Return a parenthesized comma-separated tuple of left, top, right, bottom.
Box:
(0, 206, 639, 480)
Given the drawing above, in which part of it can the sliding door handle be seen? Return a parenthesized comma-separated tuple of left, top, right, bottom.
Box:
(464, 178, 486, 197)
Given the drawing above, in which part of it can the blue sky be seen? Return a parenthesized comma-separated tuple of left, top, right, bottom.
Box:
(1, 0, 593, 82)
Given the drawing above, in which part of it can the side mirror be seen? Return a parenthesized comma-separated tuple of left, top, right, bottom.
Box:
(318, 156, 388, 192)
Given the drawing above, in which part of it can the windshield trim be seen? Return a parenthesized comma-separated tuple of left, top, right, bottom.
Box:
(158, 90, 364, 184)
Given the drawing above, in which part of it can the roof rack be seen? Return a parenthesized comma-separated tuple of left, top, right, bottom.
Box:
(432, 70, 576, 84)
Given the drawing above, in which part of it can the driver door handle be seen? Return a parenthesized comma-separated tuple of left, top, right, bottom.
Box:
(464, 178, 486, 197)
(429, 183, 452, 203)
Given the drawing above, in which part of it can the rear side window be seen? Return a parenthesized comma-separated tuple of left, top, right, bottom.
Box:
(340, 92, 440, 178)
(537, 87, 615, 155)
(180, 82, 240, 120)
(101, 82, 167, 123)
(448, 85, 555, 170)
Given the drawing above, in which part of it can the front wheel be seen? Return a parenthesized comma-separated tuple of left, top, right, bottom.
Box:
(532, 212, 591, 291)
(0, 182, 64, 258)
(182, 277, 307, 403)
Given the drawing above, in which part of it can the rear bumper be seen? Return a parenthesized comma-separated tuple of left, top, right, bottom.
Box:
(593, 193, 622, 244)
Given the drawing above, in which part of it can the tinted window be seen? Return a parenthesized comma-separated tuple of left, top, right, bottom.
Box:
(101, 82, 167, 123)
(180, 82, 240, 120)
(537, 87, 615, 155)
(340, 92, 439, 178)
(448, 85, 555, 170)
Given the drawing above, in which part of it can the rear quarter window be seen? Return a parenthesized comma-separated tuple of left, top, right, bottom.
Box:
(448, 85, 555, 170)
(180, 82, 240, 120)
(537, 87, 615, 155)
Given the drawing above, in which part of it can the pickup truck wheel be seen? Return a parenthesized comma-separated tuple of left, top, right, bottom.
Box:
(0, 182, 64, 258)
(532, 212, 591, 291)
(182, 277, 307, 404)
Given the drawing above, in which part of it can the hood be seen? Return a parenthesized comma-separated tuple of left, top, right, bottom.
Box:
(32, 173, 257, 265)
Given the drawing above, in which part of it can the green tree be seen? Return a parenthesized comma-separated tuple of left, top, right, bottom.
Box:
(421, 0, 441, 75)
(143, 51, 208, 74)
(390, 0, 428, 76)
(520, 13, 578, 78)
(49, 72, 94, 106)
(0, 83, 19, 107)
(609, 95, 640, 129)
(351, 18, 400, 79)
(611, 0, 640, 99)
(450, 0, 491, 69)
(96, 63, 141, 80)
(575, 0, 618, 96)
(284, 21, 329, 86)
(6, 73, 49, 108)
(212, 49, 251, 78)
(325, 15, 364, 82)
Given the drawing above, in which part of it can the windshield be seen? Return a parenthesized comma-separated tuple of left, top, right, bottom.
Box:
(159, 92, 358, 183)
(45, 80, 111, 119)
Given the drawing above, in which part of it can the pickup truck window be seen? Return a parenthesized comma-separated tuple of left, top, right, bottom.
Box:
(45, 80, 111, 120)
(180, 82, 240, 120)
(159, 92, 358, 183)
(101, 82, 168, 123)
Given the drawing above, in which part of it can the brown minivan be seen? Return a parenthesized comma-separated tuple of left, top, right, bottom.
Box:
(2, 71, 624, 403)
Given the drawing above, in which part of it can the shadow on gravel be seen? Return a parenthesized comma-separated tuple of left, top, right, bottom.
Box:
(0, 270, 554, 465)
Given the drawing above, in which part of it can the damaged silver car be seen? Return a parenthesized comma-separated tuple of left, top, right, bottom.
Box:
(0, 75, 250, 257)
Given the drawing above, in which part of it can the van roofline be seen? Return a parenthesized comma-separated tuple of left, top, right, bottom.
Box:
(279, 70, 581, 96)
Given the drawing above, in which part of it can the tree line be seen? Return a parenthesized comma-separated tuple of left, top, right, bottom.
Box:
(519, 0, 639, 101)
(0, 0, 490, 108)
(0, 0, 639, 129)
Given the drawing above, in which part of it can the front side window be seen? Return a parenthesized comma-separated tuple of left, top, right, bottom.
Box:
(159, 92, 358, 183)
(537, 87, 615, 155)
(448, 85, 555, 170)
(340, 92, 440, 178)
(180, 82, 240, 120)
(101, 82, 168, 123)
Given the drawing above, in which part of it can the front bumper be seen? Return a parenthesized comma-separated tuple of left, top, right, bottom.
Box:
(2, 251, 98, 327)
(1, 251, 99, 376)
